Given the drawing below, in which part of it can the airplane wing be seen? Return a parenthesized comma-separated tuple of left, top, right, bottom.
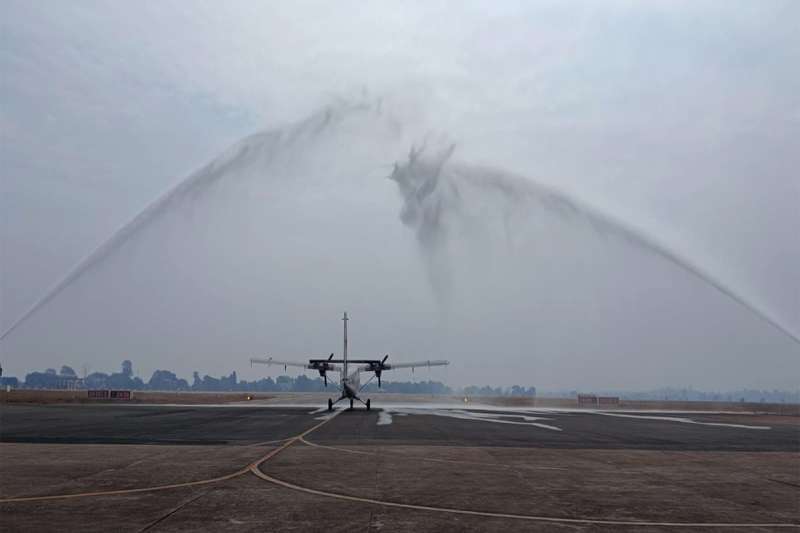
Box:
(353, 357, 448, 387)
(384, 360, 449, 370)
(354, 359, 449, 372)
(250, 357, 340, 371)
(250, 357, 309, 369)
(251, 356, 341, 387)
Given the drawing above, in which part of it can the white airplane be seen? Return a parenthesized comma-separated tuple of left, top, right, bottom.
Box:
(250, 312, 449, 411)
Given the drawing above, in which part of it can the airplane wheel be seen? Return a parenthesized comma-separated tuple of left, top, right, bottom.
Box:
(328, 398, 333, 411)
(350, 398, 354, 409)
(366, 399, 371, 411)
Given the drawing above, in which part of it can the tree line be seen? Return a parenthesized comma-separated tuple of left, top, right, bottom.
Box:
(18, 360, 538, 396)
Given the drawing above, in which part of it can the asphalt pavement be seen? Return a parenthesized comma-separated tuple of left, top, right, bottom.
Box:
(1, 404, 796, 451)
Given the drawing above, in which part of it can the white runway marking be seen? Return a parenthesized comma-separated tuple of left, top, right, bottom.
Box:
(377, 411, 393, 425)
(594, 412, 771, 430)
(380, 408, 563, 431)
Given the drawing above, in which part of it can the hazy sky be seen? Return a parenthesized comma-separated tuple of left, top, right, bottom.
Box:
(2, 1, 798, 390)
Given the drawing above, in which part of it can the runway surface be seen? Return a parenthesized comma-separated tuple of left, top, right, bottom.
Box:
(1, 403, 798, 531)
(2, 404, 797, 451)
(0, 405, 316, 445)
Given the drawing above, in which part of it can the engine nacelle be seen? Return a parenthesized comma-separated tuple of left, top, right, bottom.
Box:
(312, 355, 335, 387)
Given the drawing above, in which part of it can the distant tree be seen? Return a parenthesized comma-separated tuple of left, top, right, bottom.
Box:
(241, 376, 277, 392)
(200, 375, 221, 391)
(276, 375, 293, 391)
(190, 371, 241, 391)
(45, 368, 56, 375)
(294, 374, 324, 392)
(25, 371, 60, 389)
(59, 365, 77, 377)
(362, 380, 451, 395)
(121, 360, 133, 378)
(217, 372, 234, 391)
(85, 372, 110, 389)
(147, 370, 188, 391)
(107, 372, 136, 389)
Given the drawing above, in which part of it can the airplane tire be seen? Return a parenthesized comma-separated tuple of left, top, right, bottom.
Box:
(328, 398, 333, 411)
(366, 399, 371, 411)
(350, 398, 354, 409)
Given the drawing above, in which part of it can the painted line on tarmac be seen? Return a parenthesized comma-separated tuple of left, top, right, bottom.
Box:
(593, 411, 772, 430)
(247, 411, 342, 472)
(249, 466, 800, 529)
(299, 436, 567, 471)
(0, 466, 250, 503)
(248, 437, 293, 447)
(137, 491, 208, 532)
(0, 411, 341, 504)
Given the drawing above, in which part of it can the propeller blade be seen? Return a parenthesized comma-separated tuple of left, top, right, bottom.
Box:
(328, 353, 334, 360)
(381, 354, 389, 364)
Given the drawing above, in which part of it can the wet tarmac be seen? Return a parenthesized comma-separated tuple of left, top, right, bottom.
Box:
(1, 403, 798, 531)
(1, 404, 797, 451)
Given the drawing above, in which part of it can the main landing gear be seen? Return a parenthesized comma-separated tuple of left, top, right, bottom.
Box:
(326, 396, 370, 411)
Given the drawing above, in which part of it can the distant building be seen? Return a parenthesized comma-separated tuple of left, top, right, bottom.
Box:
(1, 376, 19, 390)
(577, 394, 598, 407)
(57, 375, 82, 390)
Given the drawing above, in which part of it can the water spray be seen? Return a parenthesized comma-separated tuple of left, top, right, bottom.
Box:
(388, 143, 800, 345)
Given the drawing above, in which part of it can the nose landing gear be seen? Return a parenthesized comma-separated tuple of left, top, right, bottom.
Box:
(366, 399, 371, 411)
(328, 398, 333, 411)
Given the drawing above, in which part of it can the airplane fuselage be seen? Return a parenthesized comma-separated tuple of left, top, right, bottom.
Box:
(341, 371, 361, 399)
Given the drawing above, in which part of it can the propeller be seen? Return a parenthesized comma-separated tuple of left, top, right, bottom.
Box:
(319, 353, 335, 387)
(375, 354, 389, 388)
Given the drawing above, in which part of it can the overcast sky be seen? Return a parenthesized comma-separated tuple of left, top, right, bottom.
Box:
(1, 1, 798, 390)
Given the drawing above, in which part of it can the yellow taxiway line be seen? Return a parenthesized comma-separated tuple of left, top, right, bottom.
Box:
(250, 466, 800, 529)
(0, 412, 339, 504)
(299, 435, 567, 470)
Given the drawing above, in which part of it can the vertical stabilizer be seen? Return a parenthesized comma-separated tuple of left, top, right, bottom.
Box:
(342, 312, 349, 385)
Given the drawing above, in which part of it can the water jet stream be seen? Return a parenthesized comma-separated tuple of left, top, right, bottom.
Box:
(2, 103, 797, 348)
(389, 143, 799, 345)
